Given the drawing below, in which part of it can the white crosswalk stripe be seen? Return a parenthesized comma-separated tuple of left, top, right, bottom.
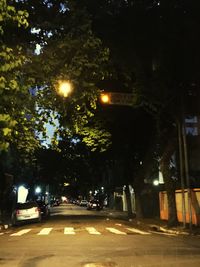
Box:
(37, 227, 53, 235)
(106, 227, 126, 235)
(86, 227, 101, 235)
(3, 226, 153, 237)
(10, 229, 32, 236)
(126, 227, 150, 235)
(64, 227, 75, 235)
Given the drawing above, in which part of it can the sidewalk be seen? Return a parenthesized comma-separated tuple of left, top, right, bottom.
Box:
(105, 209, 200, 235)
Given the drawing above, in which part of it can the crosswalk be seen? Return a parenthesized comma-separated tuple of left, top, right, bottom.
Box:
(2, 226, 151, 237)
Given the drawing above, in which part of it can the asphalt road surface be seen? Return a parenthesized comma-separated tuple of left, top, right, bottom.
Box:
(0, 203, 200, 267)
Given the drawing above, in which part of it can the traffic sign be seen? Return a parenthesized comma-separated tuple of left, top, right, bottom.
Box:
(100, 92, 134, 106)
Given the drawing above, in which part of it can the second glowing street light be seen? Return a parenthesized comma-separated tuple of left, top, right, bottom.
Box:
(57, 81, 73, 98)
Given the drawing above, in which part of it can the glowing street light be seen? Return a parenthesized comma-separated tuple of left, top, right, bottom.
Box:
(100, 93, 110, 104)
(57, 80, 73, 98)
(153, 180, 159, 186)
(35, 186, 42, 194)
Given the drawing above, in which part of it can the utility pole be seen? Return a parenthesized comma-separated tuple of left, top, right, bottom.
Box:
(177, 120, 186, 228)
(181, 94, 193, 230)
(182, 120, 193, 230)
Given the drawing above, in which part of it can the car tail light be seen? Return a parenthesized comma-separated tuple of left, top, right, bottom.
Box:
(16, 210, 20, 215)
(35, 207, 40, 212)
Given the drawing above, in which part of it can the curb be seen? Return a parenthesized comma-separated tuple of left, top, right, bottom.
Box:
(149, 224, 190, 235)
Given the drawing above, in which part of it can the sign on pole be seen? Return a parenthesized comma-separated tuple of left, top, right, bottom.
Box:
(100, 92, 134, 106)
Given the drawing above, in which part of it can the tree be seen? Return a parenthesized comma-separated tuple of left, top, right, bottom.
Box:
(0, 0, 42, 224)
(75, 0, 200, 226)
(0, 0, 112, 184)
(14, 0, 111, 152)
(0, 0, 41, 155)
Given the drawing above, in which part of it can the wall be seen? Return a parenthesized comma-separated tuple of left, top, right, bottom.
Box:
(159, 189, 200, 225)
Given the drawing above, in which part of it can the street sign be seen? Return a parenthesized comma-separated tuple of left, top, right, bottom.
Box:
(100, 92, 134, 106)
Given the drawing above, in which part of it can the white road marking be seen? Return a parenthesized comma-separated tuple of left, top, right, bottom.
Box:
(115, 223, 122, 226)
(126, 227, 151, 235)
(37, 227, 53, 235)
(149, 230, 177, 236)
(106, 227, 126, 235)
(10, 229, 32, 236)
(64, 227, 75, 235)
(86, 227, 101, 235)
(5, 226, 155, 237)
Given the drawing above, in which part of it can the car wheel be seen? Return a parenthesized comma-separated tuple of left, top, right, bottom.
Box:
(11, 213, 18, 226)
(36, 215, 42, 223)
(46, 209, 50, 218)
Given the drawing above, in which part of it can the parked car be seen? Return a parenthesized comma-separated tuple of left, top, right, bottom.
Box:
(11, 201, 41, 226)
(36, 200, 50, 218)
(76, 199, 81, 205)
(80, 200, 88, 207)
(87, 200, 103, 211)
(50, 199, 60, 207)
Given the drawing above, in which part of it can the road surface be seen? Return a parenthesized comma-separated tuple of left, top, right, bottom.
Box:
(0, 203, 200, 267)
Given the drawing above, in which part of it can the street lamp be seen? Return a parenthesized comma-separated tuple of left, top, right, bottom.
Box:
(57, 80, 73, 98)
(153, 180, 159, 186)
(35, 186, 41, 194)
(100, 93, 110, 104)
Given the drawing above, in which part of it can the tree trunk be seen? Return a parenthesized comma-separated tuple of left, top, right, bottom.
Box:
(160, 136, 178, 227)
(125, 184, 135, 219)
(135, 191, 143, 219)
(133, 144, 156, 219)
(0, 173, 15, 226)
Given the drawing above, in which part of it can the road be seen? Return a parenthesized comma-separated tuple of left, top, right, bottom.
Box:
(0, 203, 200, 267)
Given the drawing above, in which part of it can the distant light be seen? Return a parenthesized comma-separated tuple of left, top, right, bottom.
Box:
(61, 196, 67, 202)
(101, 187, 104, 190)
(153, 180, 159, 186)
(35, 186, 41, 194)
(64, 182, 70, 187)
